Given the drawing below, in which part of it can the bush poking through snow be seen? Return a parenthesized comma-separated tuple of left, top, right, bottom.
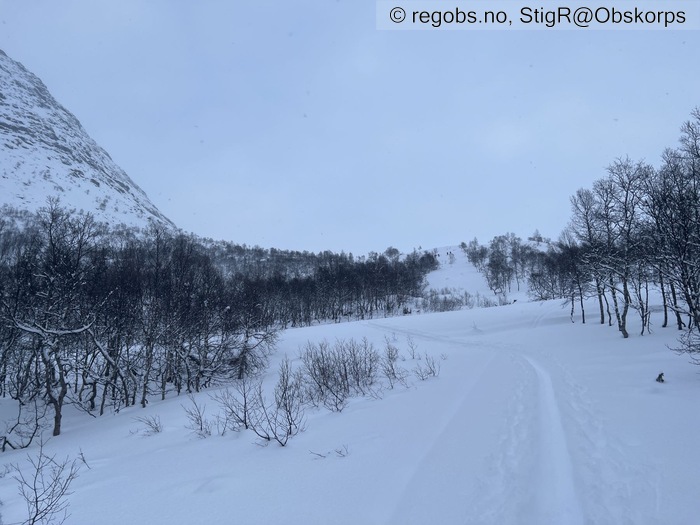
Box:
(299, 338, 380, 412)
(11, 440, 81, 525)
(414, 353, 441, 381)
(248, 358, 306, 446)
(132, 415, 163, 436)
(187, 336, 441, 446)
(211, 377, 261, 434)
(309, 444, 350, 460)
(421, 288, 500, 312)
(406, 335, 419, 360)
(182, 395, 213, 438)
(382, 337, 409, 389)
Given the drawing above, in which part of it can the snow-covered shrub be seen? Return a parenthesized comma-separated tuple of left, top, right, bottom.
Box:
(12, 441, 81, 525)
(381, 337, 409, 389)
(414, 353, 440, 381)
(209, 359, 305, 446)
(182, 395, 213, 438)
(210, 378, 260, 434)
(299, 338, 380, 412)
(421, 288, 501, 312)
(247, 357, 305, 446)
(132, 415, 163, 436)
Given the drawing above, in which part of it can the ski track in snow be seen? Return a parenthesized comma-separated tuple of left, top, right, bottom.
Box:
(369, 312, 663, 525)
(381, 345, 510, 525)
(522, 355, 584, 525)
(545, 353, 663, 525)
(491, 349, 662, 525)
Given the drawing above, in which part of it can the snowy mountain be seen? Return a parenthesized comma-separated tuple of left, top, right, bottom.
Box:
(0, 49, 174, 229)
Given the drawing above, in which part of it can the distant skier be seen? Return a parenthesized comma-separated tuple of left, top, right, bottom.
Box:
(656, 372, 665, 383)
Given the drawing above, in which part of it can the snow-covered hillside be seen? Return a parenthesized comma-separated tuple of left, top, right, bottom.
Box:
(1, 254, 698, 524)
(424, 246, 529, 310)
(0, 49, 173, 229)
(426, 246, 491, 293)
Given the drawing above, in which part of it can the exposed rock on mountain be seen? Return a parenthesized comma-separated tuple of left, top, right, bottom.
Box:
(0, 49, 174, 228)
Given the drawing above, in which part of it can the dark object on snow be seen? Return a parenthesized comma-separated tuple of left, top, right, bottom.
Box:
(656, 372, 665, 383)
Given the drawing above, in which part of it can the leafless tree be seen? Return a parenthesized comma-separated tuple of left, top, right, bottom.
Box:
(182, 394, 212, 438)
(211, 376, 261, 433)
(12, 441, 81, 525)
(381, 337, 408, 389)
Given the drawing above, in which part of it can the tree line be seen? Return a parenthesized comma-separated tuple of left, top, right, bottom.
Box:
(462, 108, 700, 359)
(0, 201, 437, 446)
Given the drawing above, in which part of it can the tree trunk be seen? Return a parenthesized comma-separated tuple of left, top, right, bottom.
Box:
(659, 271, 668, 328)
(596, 277, 605, 325)
(141, 339, 154, 408)
(609, 276, 623, 333)
(620, 277, 630, 339)
(570, 292, 575, 323)
(42, 348, 68, 437)
(670, 281, 685, 330)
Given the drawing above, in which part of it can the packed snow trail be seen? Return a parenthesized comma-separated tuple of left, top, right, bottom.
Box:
(370, 311, 618, 525)
(523, 356, 584, 525)
(377, 342, 585, 523)
(383, 349, 525, 525)
(369, 314, 586, 524)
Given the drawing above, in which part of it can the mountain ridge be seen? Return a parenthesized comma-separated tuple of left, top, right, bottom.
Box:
(0, 48, 174, 229)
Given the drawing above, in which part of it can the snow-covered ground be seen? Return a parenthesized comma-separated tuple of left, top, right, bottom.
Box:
(1, 256, 698, 524)
(0, 49, 174, 230)
(426, 246, 530, 304)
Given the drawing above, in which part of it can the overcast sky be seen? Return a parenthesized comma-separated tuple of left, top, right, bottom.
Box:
(1, 1, 698, 255)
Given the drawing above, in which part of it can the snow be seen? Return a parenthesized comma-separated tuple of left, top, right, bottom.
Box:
(426, 246, 530, 305)
(1, 257, 699, 524)
(0, 49, 174, 230)
(425, 246, 488, 293)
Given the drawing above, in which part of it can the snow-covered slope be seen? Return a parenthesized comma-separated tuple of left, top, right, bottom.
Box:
(1, 298, 698, 524)
(427, 246, 495, 295)
(0, 49, 173, 228)
(425, 246, 529, 309)
(0, 251, 698, 525)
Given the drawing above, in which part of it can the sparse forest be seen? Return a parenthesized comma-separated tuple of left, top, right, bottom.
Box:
(461, 108, 700, 361)
(0, 201, 437, 447)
